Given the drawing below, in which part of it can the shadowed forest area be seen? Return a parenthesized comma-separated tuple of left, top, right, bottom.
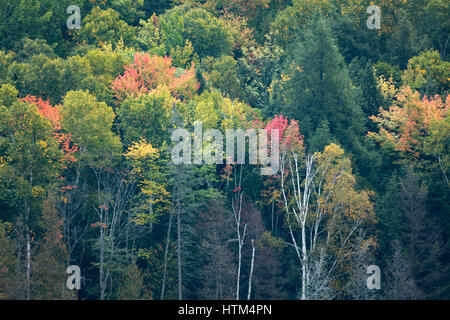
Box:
(0, 0, 449, 300)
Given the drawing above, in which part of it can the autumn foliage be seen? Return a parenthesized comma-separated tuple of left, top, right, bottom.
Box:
(111, 53, 199, 101)
(264, 114, 304, 154)
(369, 86, 449, 158)
(1, 0, 449, 301)
(21, 95, 78, 165)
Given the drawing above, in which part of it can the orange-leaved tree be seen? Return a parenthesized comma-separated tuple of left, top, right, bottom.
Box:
(369, 86, 449, 185)
(111, 53, 199, 102)
(21, 95, 78, 166)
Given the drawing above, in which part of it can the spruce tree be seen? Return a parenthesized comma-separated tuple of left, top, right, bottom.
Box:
(279, 11, 365, 150)
(307, 119, 334, 153)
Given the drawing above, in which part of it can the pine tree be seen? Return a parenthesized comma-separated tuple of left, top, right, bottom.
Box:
(348, 57, 385, 122)
(278, 11, 365, 149)
(386, 11, 427, 69)
(376, 173, 407, 263)
(307, 119, 334, 153)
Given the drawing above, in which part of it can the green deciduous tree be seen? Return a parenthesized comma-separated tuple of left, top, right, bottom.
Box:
(402, 50, 450, 96)
(60, 90, 122, 167)
(76, 7, 137, 48)
(0, 99, 63, 299)
(182, 7, 234, 58)
(118, 87, 174, 148)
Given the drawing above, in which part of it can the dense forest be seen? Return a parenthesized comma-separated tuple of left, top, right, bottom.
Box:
(0, 0, 448, 300)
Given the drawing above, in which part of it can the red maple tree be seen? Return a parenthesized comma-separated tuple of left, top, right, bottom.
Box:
(264, 114, 304, 154)
(111, 53, 199, 101)
(21, 95, 78, 166)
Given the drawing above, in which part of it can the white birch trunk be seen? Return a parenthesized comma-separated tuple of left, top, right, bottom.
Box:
(247, 239, 255, 300)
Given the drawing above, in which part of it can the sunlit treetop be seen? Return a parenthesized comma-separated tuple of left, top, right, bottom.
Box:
(265, 114, 304, 155)
(369, 86, 449, 158)
(111, 53, 199, 102)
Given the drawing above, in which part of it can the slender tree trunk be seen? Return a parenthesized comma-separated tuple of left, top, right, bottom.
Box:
(247, 239, 255, 300)
(161, 209, 174, 300)
(216, 257, 221, 299)
(233, 167, 245, 300)
(24, 201, 31, 300)
(99, 218, 105, 300)
(236, 233, 241, 300)
(25, 170, 33, 300)
(236, 219, 246, 300)
(177, 188, 182, 300)
(301, 221, 307, 300)
(26, 225, 31, 300)
(271, 201, 274, 233)
(15, 238, 22, 300)
(94, 169, 107, 301)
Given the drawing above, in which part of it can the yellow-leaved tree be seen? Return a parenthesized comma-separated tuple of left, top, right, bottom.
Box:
(278, 142, 376, 299)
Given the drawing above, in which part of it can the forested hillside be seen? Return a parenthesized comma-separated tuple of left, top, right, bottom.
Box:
(0, 0, 448, 300)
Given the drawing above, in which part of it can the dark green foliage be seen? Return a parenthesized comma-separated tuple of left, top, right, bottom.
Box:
(118, 91, 172, 147)
(349, 58, 385, 120)
(0, 0, 79, 55)
(182, 8, 234, 59)
(385, 11, 428, 69)
(307, 119, 334, 153)
(278, 12, 365, 147)
(0, 0, 448, 301)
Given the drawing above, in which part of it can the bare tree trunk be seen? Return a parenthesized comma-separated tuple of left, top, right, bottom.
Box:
(232, 165, 246, 300)
(161, 209, 174, 300)
(26, 169, 33, 300)
(234, 201, 246, 301)
(281, 154, 315, 300)
(236, 229, 241, 300)
(60, 165, 88, 267)
(26, 224, 31, 300)
(99, 217, 105, 300)
(177, 188, 182, 300)
(92, 168, 134, 300)
(23, 201, 31, 300)
(301, 221, 307, 300)
(247, 239, 255, 300)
